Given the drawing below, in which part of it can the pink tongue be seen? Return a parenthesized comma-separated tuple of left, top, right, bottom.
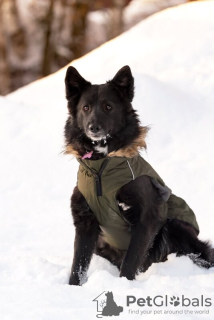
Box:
(82, 151, 93, 159)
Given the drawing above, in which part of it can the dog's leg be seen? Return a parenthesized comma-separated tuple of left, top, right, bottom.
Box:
(117, 176, 166, 280)
(69, 186, 100, 285)
(119, 221, 162, 280)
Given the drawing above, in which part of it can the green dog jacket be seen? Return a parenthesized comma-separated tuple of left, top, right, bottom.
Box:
(77, 155, 199, 250)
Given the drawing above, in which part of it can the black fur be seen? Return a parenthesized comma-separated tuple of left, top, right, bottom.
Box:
(64, 66, 214, 285)
(64, 65, 141, 159)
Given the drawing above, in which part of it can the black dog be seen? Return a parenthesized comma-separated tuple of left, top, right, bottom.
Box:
(64, 65, 214, 286)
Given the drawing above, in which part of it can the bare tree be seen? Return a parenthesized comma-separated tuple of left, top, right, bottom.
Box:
(70, 0, 90, 59)
(0, 0, 10, 95)
(107, 0, 128, 40)
(0, 0, 26, 92)
(41, 0, 55, 76)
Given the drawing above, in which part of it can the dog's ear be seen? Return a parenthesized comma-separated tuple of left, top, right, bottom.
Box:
(110, 66, 134, 102)
(65, 66, 91, 112)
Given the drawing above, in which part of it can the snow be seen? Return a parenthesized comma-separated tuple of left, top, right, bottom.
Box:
(1, 1, 214, 319)
(123, 0, 187, 29)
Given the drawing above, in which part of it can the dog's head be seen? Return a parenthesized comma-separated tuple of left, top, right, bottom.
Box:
(65, 66, 134, 142)
(64, 66, 148, 159)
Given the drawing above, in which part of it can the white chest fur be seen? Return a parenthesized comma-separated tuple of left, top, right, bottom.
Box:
(94, 145, 108, 155)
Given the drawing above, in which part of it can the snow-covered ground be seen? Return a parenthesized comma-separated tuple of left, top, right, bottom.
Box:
(1, 1, 214, 319)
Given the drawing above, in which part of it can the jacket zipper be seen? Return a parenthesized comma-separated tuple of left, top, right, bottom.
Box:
(95, 158, 109, 196)
(95, 175, 102, 196)
(78, 158, 109, 197)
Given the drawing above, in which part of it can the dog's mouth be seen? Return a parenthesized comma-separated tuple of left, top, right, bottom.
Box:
(88, 134, 106, 142)
(82, 134, 112, 159)
(86, 132, 112, 143)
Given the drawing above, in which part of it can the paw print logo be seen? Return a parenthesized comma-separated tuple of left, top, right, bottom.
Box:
(170, 296, 180, 307)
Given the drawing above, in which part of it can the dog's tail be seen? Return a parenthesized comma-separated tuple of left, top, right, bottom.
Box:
(167, 219, 214, 269)
(187, 247, 214, 269)
(140, 219, 214, 272)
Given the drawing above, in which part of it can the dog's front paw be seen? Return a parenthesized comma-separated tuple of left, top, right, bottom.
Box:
(69, 278, 80, 286)
(119, 268, 135, 281)
(69, 273, 81, 286)
(69, 269, 88, 286)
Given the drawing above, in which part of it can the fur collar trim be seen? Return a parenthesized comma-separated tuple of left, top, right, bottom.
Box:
(108, 127, 148, 158)
(65, 126, 148, 159)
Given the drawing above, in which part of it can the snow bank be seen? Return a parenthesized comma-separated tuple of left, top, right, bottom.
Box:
(1, 1, 214, 319)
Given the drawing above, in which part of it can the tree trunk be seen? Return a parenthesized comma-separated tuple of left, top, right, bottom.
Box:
(41, 0, 55, 77)
(108, 0, 125, 40)
(70, 1, 90, 59)
(0, 2, 10, 95)
(0, 0, 27, 92)
(1, 0, 26, 59)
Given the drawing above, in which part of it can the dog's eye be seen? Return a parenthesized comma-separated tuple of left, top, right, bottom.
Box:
(83, 105, 90, 112)
(105, 105, 112, 111)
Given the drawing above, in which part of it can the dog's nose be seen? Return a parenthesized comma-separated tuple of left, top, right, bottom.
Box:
(89, 124, 101, 133)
